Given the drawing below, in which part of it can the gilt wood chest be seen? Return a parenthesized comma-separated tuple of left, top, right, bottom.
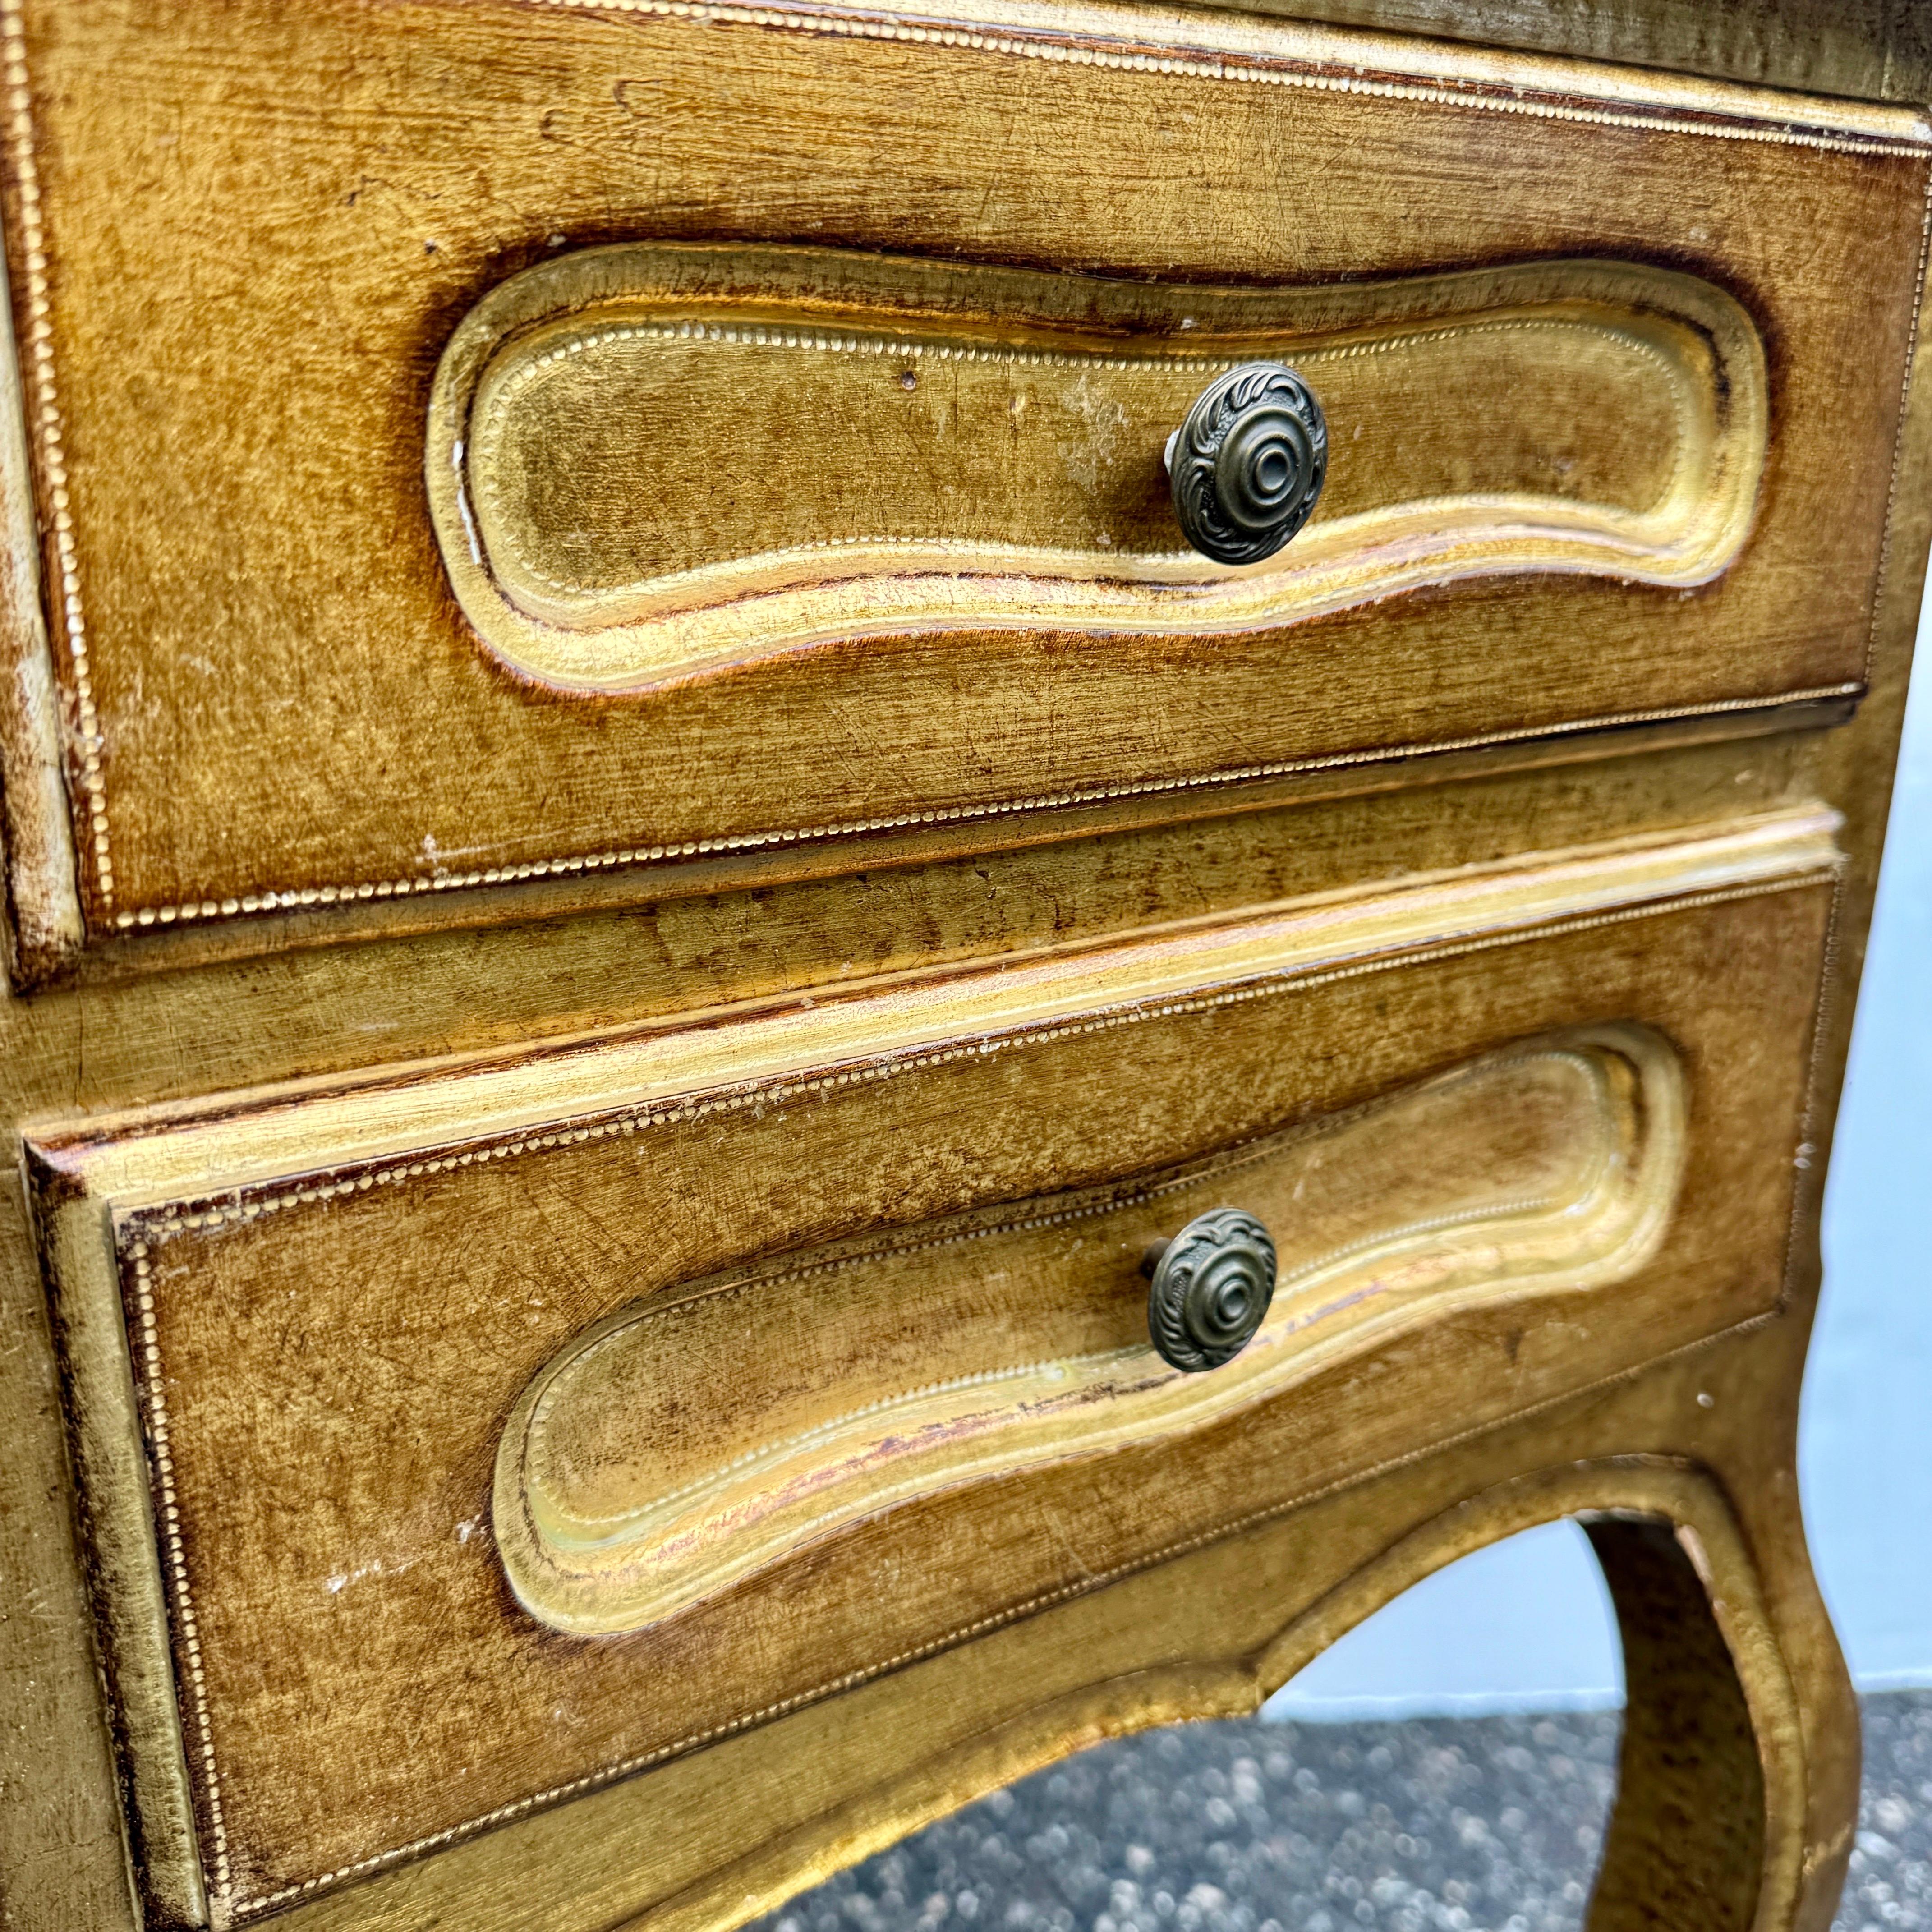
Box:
(0, 3, 1928, 1929)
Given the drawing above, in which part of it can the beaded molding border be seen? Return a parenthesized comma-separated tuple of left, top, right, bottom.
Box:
(107, 686, 1862, 933)
(470, 311, 1683, 598)
(530, 0, 1932, 159)
(0, 0, 112, 909)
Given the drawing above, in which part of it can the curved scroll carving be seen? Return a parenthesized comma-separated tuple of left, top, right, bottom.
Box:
(495, 1024, 1686, 1635)
(1145, 1207, 1279, 1372)
(428, 246, 1767, 691)
(1167, 363, 1328, 565)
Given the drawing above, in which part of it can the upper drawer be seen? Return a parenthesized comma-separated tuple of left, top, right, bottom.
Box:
(0, 0, 1923, 973)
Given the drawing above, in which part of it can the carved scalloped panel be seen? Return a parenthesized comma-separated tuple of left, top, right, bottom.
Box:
(430, 250, 1764, 688)
(497, 1025, 1684, 1633)
(30, 809, 1838, 1923)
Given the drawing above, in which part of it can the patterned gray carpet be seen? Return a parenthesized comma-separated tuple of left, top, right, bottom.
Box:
(752, 1694, 1932, 1932)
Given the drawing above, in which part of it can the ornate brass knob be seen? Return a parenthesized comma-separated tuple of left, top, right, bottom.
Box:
(1164, 363, 1327, 565)
(1141, 1207, 1278, 1372)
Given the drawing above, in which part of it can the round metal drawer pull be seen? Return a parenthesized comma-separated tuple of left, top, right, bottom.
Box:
(1141, 1207, 1278, 1372)
(1164, 362, 1328, 566)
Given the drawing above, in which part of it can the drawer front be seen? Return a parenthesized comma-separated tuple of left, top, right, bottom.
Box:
(0, 0, 1923, 968)
(31, 808, 1837, 1925)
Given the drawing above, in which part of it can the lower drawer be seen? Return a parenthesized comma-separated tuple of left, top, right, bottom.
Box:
(30, 806, 1837, 1927)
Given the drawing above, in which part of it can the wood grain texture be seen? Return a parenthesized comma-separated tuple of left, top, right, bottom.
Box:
(29, 809, 1838, 1924)
(433, 248, 1763, 686)
(499, 1027, 1683, 1635)
(0, 2, 1922, 1929)
(0, 681, 1904, 1932)
(0, 235, 78, 985)
(1583, 1516, 1771, 1931)
(1205, 0, 1932, 103)
(0, 0, 1924, 961)
(249, 1412, 1845, 1932)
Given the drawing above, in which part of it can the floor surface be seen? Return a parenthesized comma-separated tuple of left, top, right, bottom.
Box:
(752, 1693, 1932, 1932)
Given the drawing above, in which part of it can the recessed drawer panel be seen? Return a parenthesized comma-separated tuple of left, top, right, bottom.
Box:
(31, 807, 1837, 1925)
(0, 0, 1923, 970)
(433, 249, 1762, 688)
(498, 1022, 1683, 1637)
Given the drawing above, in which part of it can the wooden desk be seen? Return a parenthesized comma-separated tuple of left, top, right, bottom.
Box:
(0, 3, 1926, 1928)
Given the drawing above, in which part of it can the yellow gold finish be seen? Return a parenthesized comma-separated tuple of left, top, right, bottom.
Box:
(0, 2, 1924, 1931)
(432, 250, 1764, 688)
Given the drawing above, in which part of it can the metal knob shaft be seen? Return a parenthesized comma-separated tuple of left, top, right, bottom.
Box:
(1164, 363, 1327, 566)
(1141, 1207, 1278, 1372)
